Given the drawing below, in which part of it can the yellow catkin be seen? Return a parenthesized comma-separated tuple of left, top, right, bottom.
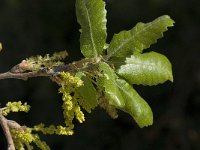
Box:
(2, 101, 30, 116)
(25, 51, 68, 71)
(34, 124, 74, 136)
(74, 105, 85, 123)
(58, 72, 86, 128)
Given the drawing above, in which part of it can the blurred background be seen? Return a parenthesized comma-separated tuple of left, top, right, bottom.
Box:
(0, 0, 200, 149)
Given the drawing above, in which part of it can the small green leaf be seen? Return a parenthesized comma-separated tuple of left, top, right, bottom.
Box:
(107, 15, 174, 60)
(76, 72, 98, 112)
(76, 0, 107, 58)
(117, 51, 173, 86)
(98, 62, 125, 108)
(116, 79, 153, 128)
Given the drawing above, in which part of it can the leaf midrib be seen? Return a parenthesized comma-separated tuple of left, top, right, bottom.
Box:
(116, 81, 142, 113)
(107, 17, 168, 60)
(119, 57, 172, 80)
(83, 0, 97, 57)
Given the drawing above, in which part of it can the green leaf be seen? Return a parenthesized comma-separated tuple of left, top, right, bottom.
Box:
(106, 15, 174, 60)
(98, 62, 125, 108)
(76, 0, 107, 58)
(116, 79, 153, 128)
(76, 72, 98, 112)
(117, 51, 173, 86)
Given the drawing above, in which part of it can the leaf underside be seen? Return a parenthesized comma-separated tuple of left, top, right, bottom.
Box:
(76, 72, 98, 112)
(107, 15, 174, 60)
(76, 0, 107, 58)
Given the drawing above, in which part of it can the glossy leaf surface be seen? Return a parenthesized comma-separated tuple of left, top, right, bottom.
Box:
(117, 51, 173, 85)
(107, 15, 174, 60)
(116, 79, 153, 127)
(98, 62, 125, 108)
(76, 0, 107, 58)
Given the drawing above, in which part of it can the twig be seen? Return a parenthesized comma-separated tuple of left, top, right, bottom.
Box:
(0, 58, 99, 81)
(0, 71, 53, 80)
(0, 110, 15, 150)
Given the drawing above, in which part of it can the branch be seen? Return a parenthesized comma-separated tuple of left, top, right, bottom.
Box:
(0, 61, 71, 80)
(0, 58, 99, 81)
(0, 110, 15, 150)
(0, 71, 53, 80)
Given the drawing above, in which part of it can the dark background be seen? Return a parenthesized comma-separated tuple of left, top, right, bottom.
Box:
(0, 0, 200, 149)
